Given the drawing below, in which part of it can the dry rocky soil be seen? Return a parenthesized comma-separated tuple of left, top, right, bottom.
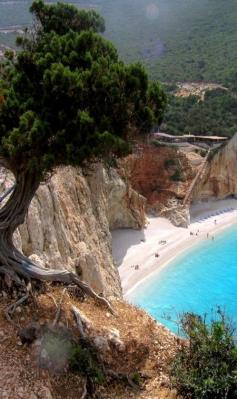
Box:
(0, 286, 182, 399)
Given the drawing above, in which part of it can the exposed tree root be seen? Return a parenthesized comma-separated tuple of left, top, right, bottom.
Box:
(80, 378, 88, 399)
(46, 293, 58, 312)
(105, 369, 141, 390)
(0, 266, 24, 287)
(0, 171, 114, 317)
(5, 291, 29, 325)
(1, 253, 115, 315)
(4, 282, 32, 325)
(53, 288, 67, 326)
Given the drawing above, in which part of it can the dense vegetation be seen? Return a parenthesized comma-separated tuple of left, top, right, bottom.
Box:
(162, 88, 237, 137)
(2, 0, 237, 137)
(172, 311, 237, 399)
(2, 0, 237, 87)
(1, 0, 165, 178)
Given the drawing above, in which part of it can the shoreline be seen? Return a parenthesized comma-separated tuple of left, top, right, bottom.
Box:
(112, 199, 237, 297)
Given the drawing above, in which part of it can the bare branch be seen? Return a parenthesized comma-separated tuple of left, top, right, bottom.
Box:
(71, 304, 86, 338)
(80, 378, 87, 399)
(5, 291, 29, 325)
(53, 288, 67, 326)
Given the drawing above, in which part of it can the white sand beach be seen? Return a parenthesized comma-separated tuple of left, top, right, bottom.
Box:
(112, 199, 237, 296)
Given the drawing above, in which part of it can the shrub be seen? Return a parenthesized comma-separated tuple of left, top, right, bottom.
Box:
(164, 158, 177, 169)
(171, 310, 237, 399)
(170, 168, 185, 182)
(69, 343, 105, 384)
(200, 149, 207, 157)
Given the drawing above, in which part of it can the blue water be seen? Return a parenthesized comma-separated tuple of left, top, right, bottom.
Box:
(127, 225, 237, 334)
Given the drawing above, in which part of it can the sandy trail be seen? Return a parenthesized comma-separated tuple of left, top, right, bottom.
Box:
(112, 199, 237, 296)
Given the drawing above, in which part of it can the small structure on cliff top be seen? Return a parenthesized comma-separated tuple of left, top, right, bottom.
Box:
(153, 132, 228, 148)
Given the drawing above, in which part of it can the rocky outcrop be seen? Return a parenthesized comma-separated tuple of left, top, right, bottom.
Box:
(119, 145, 194, 227)
(193, 135, 237, 200)
(120, 145, 194, 209)
(157, 199, 190, 228)
(0, 164, 146, 297)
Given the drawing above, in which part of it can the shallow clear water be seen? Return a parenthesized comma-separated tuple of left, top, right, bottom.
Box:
(127, 225, 237, 334)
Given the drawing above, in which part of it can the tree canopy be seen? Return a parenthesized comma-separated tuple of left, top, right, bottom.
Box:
(0, 0, 166, 180)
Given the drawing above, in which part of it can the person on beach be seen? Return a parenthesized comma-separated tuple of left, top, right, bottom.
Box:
(212, 236, 215, 240)
(214, 220, 217, 224)
(207, 232, 209, 238)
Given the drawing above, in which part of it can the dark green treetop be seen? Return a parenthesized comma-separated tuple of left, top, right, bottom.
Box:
(30, 0, 105, 35)
(0, 0, 166, 179)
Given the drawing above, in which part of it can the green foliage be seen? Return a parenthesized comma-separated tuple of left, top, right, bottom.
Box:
(199, 149, 207, 158)
(172, 310, 237, 399)
(30, 0, 105, 35)
(164, 158, 176, 169)
(69, 343, 105, 384)
(2, 0, 237, 89)
(0, 1, 166, 179)
(131, 372, 141, 386)
(170, 167, 184, 182)
(162, 89, 237, 138)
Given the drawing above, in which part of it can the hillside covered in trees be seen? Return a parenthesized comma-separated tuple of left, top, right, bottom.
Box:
(1, 0, 237, 136)
(162, 87, 237, 137)
(1, 0, 237, 87)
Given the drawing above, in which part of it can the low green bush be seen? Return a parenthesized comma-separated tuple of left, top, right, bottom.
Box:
(170, 168, 185, 182)
(69, 343, 105, 384)
(164, 158, 177, 169)
(171, 310, 237, 399)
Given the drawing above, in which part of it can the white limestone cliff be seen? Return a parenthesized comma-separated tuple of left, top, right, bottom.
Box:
(193, 134, 237, 201)
(0, 164, 146, 297)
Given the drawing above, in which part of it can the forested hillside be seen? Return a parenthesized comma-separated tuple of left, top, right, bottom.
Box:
(162, 87, 237, 137)
(1, 0, 237, 87)
(1, 0, 237, 136)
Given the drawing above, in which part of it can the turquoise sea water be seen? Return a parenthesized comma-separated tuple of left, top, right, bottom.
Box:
(127, 225, 237, 334)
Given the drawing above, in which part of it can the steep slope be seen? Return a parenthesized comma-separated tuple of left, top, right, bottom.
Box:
(193, 134, 237, 200)
(0, 165, 146, 297)
(0, 288, 180, 399)
(119, 144, 195, 227)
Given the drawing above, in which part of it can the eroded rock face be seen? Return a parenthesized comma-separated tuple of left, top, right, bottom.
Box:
(193, 135, 237, 200)
(0, 164, 146, 297)
(118, 144, 194, 227)
(119, 145, 194, 212)
(157, 199, 190, 228)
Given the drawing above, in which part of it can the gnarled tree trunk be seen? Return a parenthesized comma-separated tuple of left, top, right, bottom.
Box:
(0, 169, 114, 313)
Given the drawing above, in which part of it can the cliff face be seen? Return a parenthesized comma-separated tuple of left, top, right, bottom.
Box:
(193, 135, 237, 201)
(1, 165, 146, 297)
(119, 145, 194, 227)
